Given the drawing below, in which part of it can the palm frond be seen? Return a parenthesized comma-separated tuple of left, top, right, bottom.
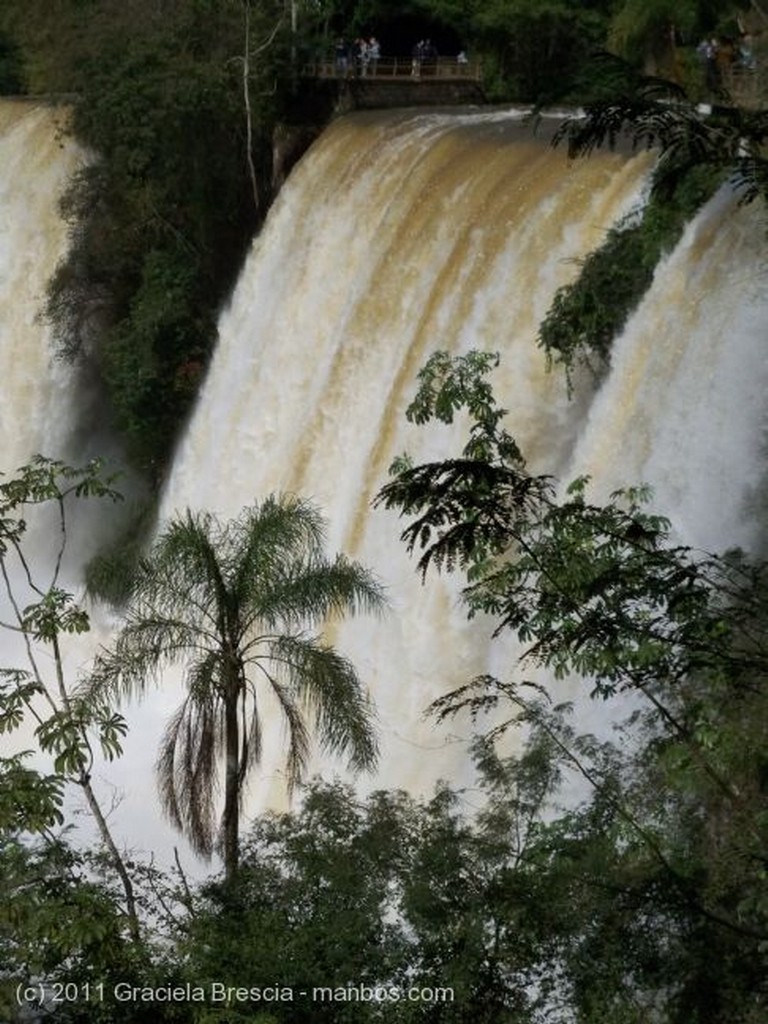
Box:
(230, 494, 327, 606)
(156, 691, 224, 857)
(127, 510, 229, 627)
(248, 554, 386, 630)
(238, 681, 263, 790)
(268, 633, 378, 776)
(251, 659, 310, 791)
(185, 649, 223, 700)
(86, 617, 217, 703)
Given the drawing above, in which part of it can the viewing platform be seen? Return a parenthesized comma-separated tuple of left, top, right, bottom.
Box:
(300, 57, 486, 110)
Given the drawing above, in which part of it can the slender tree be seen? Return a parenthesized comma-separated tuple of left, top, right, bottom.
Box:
(0, 456, 140, 942)
(91, 494, 384, 880)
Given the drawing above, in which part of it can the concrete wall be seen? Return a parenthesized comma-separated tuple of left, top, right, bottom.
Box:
(339, 78, 486, 110)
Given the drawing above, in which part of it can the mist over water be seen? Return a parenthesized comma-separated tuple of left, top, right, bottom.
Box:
(3, 102, 767, 867)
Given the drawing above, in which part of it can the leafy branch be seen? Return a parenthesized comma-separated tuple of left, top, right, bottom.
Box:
(0, 456, 140, 942)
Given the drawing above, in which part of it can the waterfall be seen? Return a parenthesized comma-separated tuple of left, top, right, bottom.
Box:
(0, 101, 124, 555)
(0, 101, 82, 464)
(4, 103, 768, 861)
(159, 109, 768, 816)
(0, 102, 135, 852)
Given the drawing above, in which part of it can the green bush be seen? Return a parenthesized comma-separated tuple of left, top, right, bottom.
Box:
(539, 162, 724, 384)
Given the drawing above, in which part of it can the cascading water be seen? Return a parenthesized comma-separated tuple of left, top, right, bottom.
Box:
(0, 101, 133, 851)
(159, 109, 768, 816)
(565, 185, 768, 554)
(157, 109, 651, 809)
(0, 101, 81, 464)
(4, 102, 768, 862)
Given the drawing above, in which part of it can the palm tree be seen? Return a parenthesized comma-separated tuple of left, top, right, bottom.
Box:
(91, 494, 384, 880)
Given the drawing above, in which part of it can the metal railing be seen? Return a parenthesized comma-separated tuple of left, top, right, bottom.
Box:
(302, 57, 482, 83)
(721, 66, 768, 109)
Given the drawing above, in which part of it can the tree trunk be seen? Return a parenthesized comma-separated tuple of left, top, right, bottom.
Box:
(51, 636, 141, 942)
(242, 2, 260, 216)
(222, 678, 240, 882)
(79, 775, 141, 943)
(240, 7, 285, 218)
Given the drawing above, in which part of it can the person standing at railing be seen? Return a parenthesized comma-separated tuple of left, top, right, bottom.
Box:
(422, 39, 438, 76)
(697, 38, 720, 91)
(356, 38, 370, 76)
(334, 38, 349, 77)
(369, 37, 381, 76)
(412, 40, 424, 78)
(738, 32, 757, 71)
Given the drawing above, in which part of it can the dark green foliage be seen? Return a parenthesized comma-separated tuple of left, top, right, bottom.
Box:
(0, 834, 192, 1024)
(536, 54, 768, 379)
(472, 0, 609, 103)
(538, 218, 648, 378)
(539, 158, 724, 382)
(1, 836, 119, 1022)
(0, 756, 64, 834)
(606, 0, 740, 75)
(378, 350, 768, 1021)
(187, 782, 417, 1024)
(42, 8, 273, 476)
(184, 756, 559, 1024)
